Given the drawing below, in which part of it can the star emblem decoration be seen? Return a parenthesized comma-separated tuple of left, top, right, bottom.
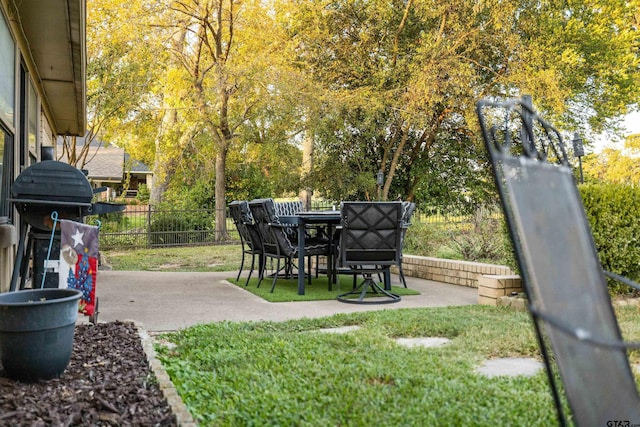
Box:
(71, 229, 84, 248)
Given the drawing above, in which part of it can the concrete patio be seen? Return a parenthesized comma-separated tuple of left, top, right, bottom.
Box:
(88, 270, 478, 332)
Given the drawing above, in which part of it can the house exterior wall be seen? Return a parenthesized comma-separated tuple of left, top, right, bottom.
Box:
(41, 116, 54, 152)
(0, 3, 81, 292)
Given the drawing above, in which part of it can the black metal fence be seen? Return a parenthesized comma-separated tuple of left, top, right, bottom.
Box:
(87, 206, 238, 250)
(91, 202, 488, 250)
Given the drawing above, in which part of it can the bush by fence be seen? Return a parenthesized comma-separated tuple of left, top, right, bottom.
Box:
(88, 206, 238, 250)
(581, 182, 640, 293)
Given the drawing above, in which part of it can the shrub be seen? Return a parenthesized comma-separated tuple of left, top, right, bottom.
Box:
(149, 211, 214, 246)
(100, 231, 145, 249)
(447, 208, 512, 264)
(403, 222, 448, 257)
(403, 206, 515, 267)
(87, 212, 131, 234)
(581, 183, 640, 295)
(136, 184, 150, 203)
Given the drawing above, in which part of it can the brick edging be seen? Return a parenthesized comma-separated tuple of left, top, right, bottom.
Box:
(135, 322, 197, 427)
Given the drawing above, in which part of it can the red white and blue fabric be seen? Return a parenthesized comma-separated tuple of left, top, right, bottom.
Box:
(59, 220, 99, 316)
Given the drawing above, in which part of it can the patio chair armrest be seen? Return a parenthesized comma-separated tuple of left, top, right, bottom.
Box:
(529, 305, 640, 350)
(603, 270, 640, 291)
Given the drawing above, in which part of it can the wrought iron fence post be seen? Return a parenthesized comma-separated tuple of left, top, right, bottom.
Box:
(146, 205, 152, 248)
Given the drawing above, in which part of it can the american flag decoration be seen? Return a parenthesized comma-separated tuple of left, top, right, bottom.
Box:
(59, 219, 99, 316)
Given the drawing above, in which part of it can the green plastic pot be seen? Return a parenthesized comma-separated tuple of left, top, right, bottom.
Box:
(0, 288, 82, 382)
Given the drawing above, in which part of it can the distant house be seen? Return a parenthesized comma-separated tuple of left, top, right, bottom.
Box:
(125, 153, 153, 199)
(0, 1, 86, 291)
(57, 137, 153, 201)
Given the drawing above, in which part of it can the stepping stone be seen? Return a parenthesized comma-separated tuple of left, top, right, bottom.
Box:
(395, 337, 451, 348)
(476, 357, 544, 378)
(317, 325, 361, 334)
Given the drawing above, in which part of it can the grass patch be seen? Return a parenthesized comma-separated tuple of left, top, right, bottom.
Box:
(103, 245, 242, 272)
(156, 305, 571, 426)
(228, 275, 420, 302)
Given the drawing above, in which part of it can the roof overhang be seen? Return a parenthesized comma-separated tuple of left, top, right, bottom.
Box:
(14, 0, 86, 136)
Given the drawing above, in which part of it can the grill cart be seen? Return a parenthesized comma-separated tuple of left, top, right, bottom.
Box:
(8, 161, 124, 321)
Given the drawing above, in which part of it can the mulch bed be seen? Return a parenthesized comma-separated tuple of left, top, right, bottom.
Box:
(0, 321, 177, 426)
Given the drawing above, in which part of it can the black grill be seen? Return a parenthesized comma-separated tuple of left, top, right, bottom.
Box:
(9, 160, 125, 291)
(11, 160, 124, 230)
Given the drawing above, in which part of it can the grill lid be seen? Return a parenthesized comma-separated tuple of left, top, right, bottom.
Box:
(10, 160, 125, 230)
(11, 160, 93, 206)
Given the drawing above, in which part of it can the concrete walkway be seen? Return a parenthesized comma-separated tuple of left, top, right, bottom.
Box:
(88, 270, 478, 332)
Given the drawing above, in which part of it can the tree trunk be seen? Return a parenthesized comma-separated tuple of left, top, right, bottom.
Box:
(149, 106, 177, 206)
(211, 79, 233, 241)
(149, 27, 186, 206)
(382, 122, 410, 200)
(299, 131, 314, 210)
(214, 146, 228, 241)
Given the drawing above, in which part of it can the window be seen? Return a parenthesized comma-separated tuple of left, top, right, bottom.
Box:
(0, 11, 14, 128)
(0, 124, 13, 218)
(20, 64, 37, 167)
(28, 80, 36, 163)
(0, 12, 14, 220)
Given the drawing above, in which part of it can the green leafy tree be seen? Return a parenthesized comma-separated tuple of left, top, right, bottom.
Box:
(89, 0, 303, 240)
(286, 0, 640, 206)
(87, 0, 640, 223)
(71, 0, 161, 169)
(583, 132, 640, 185)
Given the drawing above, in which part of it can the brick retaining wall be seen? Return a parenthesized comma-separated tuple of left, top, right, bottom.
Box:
(393, 255, 522, 306)
(477, 275, 523, 306)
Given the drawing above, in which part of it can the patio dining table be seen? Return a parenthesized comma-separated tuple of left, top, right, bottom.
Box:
(279, 210, 341, 295)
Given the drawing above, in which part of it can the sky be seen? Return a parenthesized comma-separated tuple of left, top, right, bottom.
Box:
(624, 111, 640, 136)
(592, 111, 640, 153)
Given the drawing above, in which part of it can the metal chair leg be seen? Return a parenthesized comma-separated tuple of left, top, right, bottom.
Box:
(257, 254, 267, 287)
(236, 248, 246, 282)
(399, 261, 408, 288)
(244, 254, 256, 286)
(337, 273, 400, 305)
(270, 257, 281, 293)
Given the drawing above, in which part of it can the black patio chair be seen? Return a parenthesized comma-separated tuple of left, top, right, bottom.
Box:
(477, 98, 640, 426)
(274, 200, 329, 273)
(228, 201, 263, 286)
(273, 199, 335, 284)
(248, 198, 330, 293)
(336, 201, 403, 304)
(274, 200, 303, 217)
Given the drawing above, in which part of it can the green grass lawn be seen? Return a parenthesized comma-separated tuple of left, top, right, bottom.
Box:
(158, 304, 616, 426)
(228, 275, 420, 302)
(158, 305, 640, 426)
(103, 245, 243, 272)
